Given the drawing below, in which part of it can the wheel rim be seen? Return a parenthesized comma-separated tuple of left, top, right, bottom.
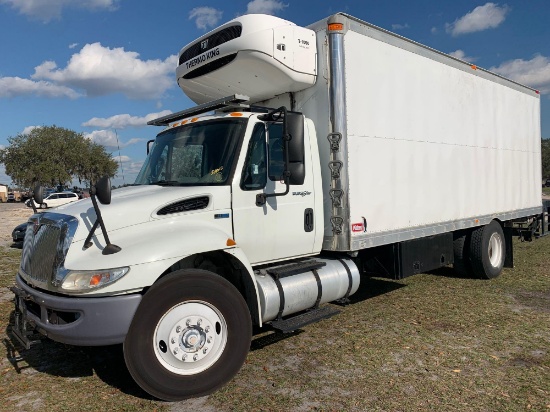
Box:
(153, 300, 228, 375)
(488, 232, 503, 268)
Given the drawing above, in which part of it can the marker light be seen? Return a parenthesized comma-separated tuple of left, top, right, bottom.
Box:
(328, 23, 343, 31)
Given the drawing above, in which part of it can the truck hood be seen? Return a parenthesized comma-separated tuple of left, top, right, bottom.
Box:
(54, 185, 232, 243)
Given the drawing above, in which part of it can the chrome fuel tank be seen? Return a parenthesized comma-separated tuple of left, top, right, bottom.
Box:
(255, 257, 360, 322)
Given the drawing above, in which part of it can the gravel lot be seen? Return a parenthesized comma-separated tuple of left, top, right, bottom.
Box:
(0, 202, 34, 247)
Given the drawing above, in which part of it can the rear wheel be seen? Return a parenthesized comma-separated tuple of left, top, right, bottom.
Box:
(469, 221, 505, 279)
(124, 269, 252, 401)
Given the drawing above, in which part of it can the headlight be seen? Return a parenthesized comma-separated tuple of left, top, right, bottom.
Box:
(61, 267, 130, 292)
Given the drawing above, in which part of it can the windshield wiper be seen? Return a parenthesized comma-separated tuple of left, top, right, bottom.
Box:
(151, 180, 180, 186)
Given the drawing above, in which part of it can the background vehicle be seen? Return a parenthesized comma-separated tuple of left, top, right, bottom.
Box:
(12, 222, 26, 243)
(11, 13, 543, 401)
(26, 191, 79, 209)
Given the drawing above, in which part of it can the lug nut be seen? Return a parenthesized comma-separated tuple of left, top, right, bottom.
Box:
(173, 348, 179, 355)
(205, 326, 210, 333)
(171, 338, 176, 344)
(176, 326, 182, 333)
(186, 319, 191, 326)
(193, 354, 198, 361)
(182, 354, 187, 360)
(197, 319, 202, 326)
(207, 338, 212, 344)
(203, 348, 208, 354)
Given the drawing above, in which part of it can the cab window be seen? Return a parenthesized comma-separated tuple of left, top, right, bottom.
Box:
(240, 124, 267, 190)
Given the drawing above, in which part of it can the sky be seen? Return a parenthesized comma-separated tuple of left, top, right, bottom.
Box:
(1, 0, 549, 187)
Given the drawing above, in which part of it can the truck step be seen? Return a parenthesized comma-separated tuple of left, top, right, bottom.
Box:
(270, 305, 340, 333)
(266, 259, 326, 279)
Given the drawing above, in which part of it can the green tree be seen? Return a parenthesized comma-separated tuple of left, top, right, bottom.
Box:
(0, 125, 118, 187)
(542, 138, 550, 179)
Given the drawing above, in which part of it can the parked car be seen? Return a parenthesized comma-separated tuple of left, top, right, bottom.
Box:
(26, 192, 80, 209)
(12, 222, 27, 242)
(7, 192, 15, 202)
(545, 178, 550, 187)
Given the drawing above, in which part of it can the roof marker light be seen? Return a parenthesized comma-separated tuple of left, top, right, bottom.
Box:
(230, 112, 243, 117)
(328, 23, 343, 31)
(471, 65, 477, 70)
(191, 117, 199, 122)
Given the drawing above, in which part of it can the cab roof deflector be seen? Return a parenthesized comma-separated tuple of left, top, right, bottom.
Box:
(147, 94, 250, 126)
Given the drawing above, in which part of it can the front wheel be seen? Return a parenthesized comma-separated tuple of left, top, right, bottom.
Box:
(124, 269, 252, 401)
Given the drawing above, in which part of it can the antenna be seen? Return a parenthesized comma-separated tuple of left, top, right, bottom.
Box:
(115, 130, 126, 186)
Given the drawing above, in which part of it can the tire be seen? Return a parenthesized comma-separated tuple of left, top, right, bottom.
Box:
(453, 231, 472, 277)
(469, 221, 505, 279)
(124, 269, 252, 401)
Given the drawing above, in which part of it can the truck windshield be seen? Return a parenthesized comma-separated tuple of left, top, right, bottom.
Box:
(135, 118, 247, 186)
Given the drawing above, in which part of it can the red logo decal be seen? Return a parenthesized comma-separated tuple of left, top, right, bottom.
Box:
(352, 223, 364, 232)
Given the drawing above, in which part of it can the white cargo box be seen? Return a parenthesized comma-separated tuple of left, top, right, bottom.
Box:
(296, 14, 542, 251)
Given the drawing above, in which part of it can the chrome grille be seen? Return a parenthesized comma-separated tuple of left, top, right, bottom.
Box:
(20, 213, 78, 289)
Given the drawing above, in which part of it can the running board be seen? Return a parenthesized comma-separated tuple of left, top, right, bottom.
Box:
(269, 305, 340, 333)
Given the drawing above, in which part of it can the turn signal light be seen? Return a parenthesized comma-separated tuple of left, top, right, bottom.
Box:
(226, 239, 236, 246)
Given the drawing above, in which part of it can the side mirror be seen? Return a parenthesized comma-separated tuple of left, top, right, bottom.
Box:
(33, 184, 44, 205)
(95, 176, 112, 205)
(147, 139, 155, 155)
(285, 112, 305, 185)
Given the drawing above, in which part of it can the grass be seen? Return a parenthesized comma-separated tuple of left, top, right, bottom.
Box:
(0, 236, 549, 411)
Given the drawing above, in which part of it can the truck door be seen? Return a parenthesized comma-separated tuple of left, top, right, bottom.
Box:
(232, 121, 316, 264)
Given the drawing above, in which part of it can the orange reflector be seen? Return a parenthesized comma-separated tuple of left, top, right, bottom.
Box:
(226, 239, 236, 246)
(191, 117, 199, 122)
(471, 65, 477, 70)
(90, 274, 102, 286)
(172, 122, 180, 127)
(475, 219, 480, 224)
(230, 112, 243, 117)
(328, 23, 343, 31)
(181, 120, 188, 125)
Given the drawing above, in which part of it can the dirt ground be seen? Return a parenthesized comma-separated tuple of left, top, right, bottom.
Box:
(0, 203, 34, 247)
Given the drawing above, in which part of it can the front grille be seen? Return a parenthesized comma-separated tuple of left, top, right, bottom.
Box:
(21, 224, 61, 283)
(179, 25, 242, 66)
(157, 196, 210, 215)
(20, 213, 78, 288)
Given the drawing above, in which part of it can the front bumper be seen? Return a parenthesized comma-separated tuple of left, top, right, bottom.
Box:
(11, 274, 142, 347)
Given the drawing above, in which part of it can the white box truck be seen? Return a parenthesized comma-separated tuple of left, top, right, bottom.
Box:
(11, 13, 543, 400)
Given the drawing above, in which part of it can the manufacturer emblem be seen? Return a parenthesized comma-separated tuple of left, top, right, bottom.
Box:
(200, 39, 209, 50)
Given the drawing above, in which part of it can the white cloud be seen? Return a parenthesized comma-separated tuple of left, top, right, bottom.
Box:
(245, 0, 287, 15)
(189, 7, 222, 30)
(491, 54, 550, 94)
(446, 2, 509, 36)
(448, 49, 478, 63)
(431, 27, 438, 34)
(113, 155, 131, 163)
(85, 130, 144, 150)
(31, 43, 177, 99)
(0, 76, 80, 98)
(22, 126, 40, 135)
(0, 0, 120, 23)
(392, 23, 409, 30)
(82, 110, 172, 129)
(69, 43, 79, 49)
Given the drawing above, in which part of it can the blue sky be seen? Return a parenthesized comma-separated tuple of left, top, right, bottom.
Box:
(1, 0, 549, 187)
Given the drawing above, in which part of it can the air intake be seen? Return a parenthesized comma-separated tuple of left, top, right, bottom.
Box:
(157, 197, 210, 215)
